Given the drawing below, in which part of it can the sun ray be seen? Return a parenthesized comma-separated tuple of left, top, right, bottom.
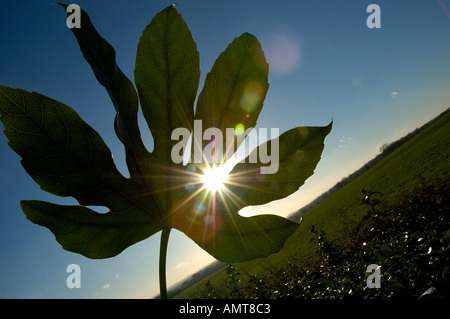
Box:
(158, 142, 283, 242)
(170, 184, 206, 215)
(201, 166, 229, 193)
(219, 185, 249, 210)
(216, 187, 246, 241)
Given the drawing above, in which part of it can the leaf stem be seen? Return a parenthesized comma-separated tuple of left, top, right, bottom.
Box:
(159, 227, 171, 299)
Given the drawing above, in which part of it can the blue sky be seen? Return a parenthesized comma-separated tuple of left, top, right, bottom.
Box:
(0, 0, 449, 298)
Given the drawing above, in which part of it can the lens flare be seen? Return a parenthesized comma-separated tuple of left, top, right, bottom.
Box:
(194, 202, 207, 214)
(239, 82, 265, 114)
(261, 31, 302, 75)
(234, 123, 245, 136)
(202, 166, 229, 193)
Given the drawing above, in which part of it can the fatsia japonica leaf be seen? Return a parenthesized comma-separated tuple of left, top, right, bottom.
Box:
(194, 32, 269, 158)
(21, 201, 157, 259)
(225, 124, 333, 211)
(171, 203, 301, 263)
(169, 33, 331, 262)
(0, 86, 162, 258)
(135, 5, 200, 161)
(0, 3, 332, 269)
(171, 124, 332, 262)
(54, 3, 151, 182)
(134, 5, 200, 214)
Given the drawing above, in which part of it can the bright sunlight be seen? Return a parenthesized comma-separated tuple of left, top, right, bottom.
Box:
(201, 166, 229, 193)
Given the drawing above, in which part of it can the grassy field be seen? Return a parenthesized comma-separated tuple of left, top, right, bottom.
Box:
(175, 110, 450, 298)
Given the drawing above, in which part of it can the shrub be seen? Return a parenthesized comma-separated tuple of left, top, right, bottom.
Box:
(193, 177, 450, 299)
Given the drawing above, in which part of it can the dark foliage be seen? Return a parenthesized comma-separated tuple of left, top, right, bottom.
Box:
(192, 178, 450, 299)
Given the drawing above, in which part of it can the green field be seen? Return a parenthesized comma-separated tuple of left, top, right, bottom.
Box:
(175, 110, 450, 298)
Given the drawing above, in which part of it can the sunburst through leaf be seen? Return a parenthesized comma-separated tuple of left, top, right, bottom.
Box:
(0, 3, 332, 299)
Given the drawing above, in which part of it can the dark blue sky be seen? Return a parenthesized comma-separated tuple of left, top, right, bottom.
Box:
(1, 0, 449, 298)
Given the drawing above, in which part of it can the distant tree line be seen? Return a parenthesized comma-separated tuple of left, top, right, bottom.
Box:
(154, 261, 226, 299)
(290, 107, 450, 221)
(155, 108, 449, 298)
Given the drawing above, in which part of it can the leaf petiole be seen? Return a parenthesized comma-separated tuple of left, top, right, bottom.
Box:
(159, 227, 171, 299)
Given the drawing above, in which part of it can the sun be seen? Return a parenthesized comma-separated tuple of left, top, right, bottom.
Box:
(201, 165, 229, 193)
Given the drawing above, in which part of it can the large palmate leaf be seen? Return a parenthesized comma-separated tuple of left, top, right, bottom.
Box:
(170, 124, 332, 262)
(194, 32, 269, 159)
(134, 5, 200, 215)
(0, 87, 162, 258)
(53, 3, 151, 182)
(0, 3, 332, 270)
(226, 124, 333, 210)
(135, 5, 200, 161)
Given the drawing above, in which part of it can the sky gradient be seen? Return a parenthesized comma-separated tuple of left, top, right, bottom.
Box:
(0, 0, 449, 298)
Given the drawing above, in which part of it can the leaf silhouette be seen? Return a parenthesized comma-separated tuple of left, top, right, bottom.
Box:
(0, 4, 332, 295)
(54, 3, 151, 182)
(0, 87, 162, 258)
(194, 32, 269, 159)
